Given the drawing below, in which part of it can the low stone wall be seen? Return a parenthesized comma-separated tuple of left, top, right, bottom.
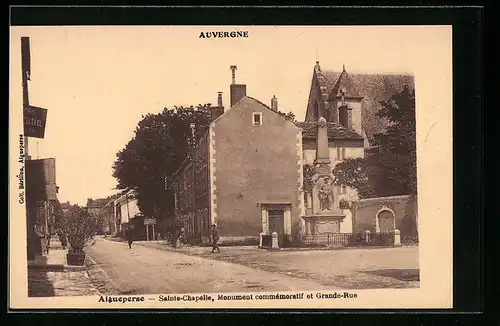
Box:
(351, 195, 418, 236)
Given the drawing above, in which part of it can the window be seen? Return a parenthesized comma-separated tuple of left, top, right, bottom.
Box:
(253, 112, 262, 126)
(336, 147, 346, 160)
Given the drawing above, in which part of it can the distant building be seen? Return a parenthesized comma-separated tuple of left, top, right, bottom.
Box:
(114, 190, 145, 236)
(60, 201, 71, 215)
(86, 198, 108, 217)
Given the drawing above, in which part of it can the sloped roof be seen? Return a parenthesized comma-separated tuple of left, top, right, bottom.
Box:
(329, 67, 362, 98)
(295, 121, 364, 140)
(320, 69, 415, 140)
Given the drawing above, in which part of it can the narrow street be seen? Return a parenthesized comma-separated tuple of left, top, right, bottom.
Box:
(86, 238, 340, 295)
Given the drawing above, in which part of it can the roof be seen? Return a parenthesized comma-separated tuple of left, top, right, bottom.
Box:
(329, 67, 362, 98)
(87, 198, 108, 207)
(319, 68, 415, 140)
(295, 121, 364, 140)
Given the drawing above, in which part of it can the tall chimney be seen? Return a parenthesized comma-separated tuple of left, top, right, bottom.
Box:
(271, 95, 278, 112)
(211, 92, 224, 122)
(217, 92, 223, 107)
(229, 65, 246, 107)
(230, 65, 237, 84)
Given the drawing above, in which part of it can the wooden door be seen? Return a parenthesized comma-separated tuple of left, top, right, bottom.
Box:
(268, 210, 285, 234)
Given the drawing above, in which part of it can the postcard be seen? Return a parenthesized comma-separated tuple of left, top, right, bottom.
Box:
(9, 25, 453, 309)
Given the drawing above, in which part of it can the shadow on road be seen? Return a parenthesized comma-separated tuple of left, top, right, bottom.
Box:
(361, 269, 420, 282)
(28, 256, 56, 297)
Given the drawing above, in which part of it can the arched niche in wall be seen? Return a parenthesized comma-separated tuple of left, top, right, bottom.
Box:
(375, 205, 396, 233)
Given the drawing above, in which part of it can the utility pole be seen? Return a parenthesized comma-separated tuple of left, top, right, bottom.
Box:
(21, 37, 31, 160)
(22, 37, 34, 260)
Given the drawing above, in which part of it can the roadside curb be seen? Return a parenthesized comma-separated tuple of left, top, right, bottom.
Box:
(28, 263, 87, 272)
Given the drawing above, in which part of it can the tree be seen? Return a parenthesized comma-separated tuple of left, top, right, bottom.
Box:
(371, 85, 417, 196)
(331, 158, 377, 199)
(112, 104, 212, 221)
(62, 205, 98, 252)
(277, 110, 297, 122)
(332, 85, 417, 197)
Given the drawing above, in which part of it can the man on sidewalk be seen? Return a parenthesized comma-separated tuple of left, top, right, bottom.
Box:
(210, 224, 220, 253)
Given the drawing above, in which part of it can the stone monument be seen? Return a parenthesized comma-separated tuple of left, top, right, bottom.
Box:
(302, 117, 346, 235)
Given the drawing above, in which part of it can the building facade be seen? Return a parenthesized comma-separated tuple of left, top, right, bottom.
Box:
(169, 72, 303, 244)
(170, 62, 417, 245)
(114, 190, 143, 233)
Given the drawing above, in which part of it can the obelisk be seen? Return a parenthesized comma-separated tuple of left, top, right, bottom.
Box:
(314, 117, 331, 174)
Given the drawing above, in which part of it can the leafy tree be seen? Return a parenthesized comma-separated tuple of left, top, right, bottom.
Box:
(332, 85, 416, 197)
(371, 85, 417, 196)
(62, 205, 97, 252)
(331, 158, 377, 199)
(112, 104, 212, 221)
(278, 110, 297, 122)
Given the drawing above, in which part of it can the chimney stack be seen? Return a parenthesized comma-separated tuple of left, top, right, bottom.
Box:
(229, 64, 246, 107)
(271, 95, 278, 112)
(230, 65, 237, 84)
(211, 92, 225, 122)
(217, 91, 223, 107)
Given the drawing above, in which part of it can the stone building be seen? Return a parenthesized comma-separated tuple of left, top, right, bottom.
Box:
(169, 67, 303, 244)
(170, 62, 418, 245)
(298, 62, 417, 235)
(86, 198, 107, 217)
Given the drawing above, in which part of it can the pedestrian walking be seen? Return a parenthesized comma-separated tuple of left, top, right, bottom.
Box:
(126, 227, 134, 249)
(44, 230, 51, 254)
(210, 224, 220, 253)
(58, 230, 68, 249)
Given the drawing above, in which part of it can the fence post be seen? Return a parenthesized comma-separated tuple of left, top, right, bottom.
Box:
(271, 232, 279, 250)
(259, 232, 264, 249)
(365, 230, 371, 243)
(394, 229, 401, 247)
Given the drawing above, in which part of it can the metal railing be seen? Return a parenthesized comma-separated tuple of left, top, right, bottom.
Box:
(401, 234, 419, 246)
(300, 232, 397, 247)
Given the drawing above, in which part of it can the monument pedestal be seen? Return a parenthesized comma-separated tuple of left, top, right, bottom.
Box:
(302, 213, 345, 234)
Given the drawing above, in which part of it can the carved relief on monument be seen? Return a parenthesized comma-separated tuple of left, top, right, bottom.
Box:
(317, 175, 335, 212)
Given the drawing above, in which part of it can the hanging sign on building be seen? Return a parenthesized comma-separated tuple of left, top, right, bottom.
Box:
(24, 105, 48, 139)
(26, 158, 57, 201)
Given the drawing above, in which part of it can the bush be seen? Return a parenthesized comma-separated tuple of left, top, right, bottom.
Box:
(62, 205, 98, 253)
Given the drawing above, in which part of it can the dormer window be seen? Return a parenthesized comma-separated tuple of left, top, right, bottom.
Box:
(253, 112, 262, 126)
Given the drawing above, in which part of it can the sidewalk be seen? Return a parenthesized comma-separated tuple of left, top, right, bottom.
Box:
(27, 237, 100, 297)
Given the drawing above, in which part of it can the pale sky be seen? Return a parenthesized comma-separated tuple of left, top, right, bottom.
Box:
(9, 26, 451, 205)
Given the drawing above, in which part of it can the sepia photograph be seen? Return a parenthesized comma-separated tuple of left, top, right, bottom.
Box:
(9, 25, 453, 309)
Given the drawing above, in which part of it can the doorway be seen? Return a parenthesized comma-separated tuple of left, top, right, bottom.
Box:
(268, 209, 285, 234)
